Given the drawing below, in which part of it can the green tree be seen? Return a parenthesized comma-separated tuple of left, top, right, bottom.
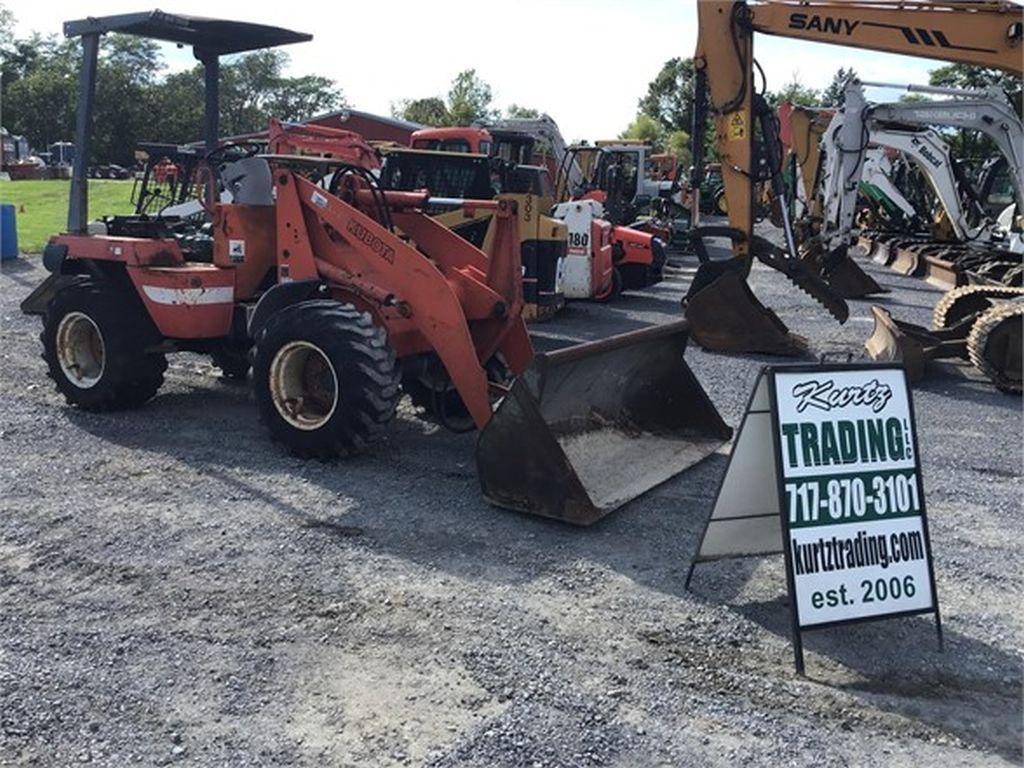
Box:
(392, 96, 452, 126)
(637, 57, 696, 134)
(151, 69, 204, 144)
(821, 67, 857, 107)
(92, 35, 163, 165)
(3, 37, 80, 153)
(505, 103, 539, 119)
(447, 69, 496, 126)
(929, 63, 1022, 115)
(233, 53, 342, 131)
(666, 129, 692, 166)
(928, 63, 1022, 164)
(619, 113, 665, 150)
(267, 75, 343, 123)
(767, 77, 821, 108)
(392, 70, 498, 126)
(219, 50, 283, 137)
(0, 4, 11, 39)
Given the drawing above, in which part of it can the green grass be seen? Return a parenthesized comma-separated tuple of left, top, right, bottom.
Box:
(0, 179, 136, 253)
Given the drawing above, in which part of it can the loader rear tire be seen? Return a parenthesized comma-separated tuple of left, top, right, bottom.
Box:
(253, 301, 401, 457)
(41, 280, 166, 411)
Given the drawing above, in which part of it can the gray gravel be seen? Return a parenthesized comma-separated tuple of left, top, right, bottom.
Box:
(0, 228, 1020, 767)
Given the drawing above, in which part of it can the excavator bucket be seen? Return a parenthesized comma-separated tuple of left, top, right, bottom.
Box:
(864, 305, 968, 382)
(864, 306, 930, 382)
(685, 268, 808, 356)
(824, 254, 887, 298)
(802, 240, 886, 298)
(476, 321, 731, 526)
(891, 244, 924, 276)
(680, 227, 848, 357)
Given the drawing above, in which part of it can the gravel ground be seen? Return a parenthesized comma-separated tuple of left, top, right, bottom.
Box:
(0, 229, 1020, 767)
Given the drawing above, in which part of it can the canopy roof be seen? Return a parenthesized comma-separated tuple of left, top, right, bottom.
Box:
(64, 10, 311, 55)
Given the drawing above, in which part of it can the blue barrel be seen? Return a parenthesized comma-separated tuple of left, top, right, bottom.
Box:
(0, 204, 17, 260)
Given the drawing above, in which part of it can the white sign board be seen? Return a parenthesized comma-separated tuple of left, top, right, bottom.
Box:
(689, 364, 941, 674)
(772, 367, 937, 628)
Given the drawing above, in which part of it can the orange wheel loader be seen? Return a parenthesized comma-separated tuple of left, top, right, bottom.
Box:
(21, 11, 731, 526)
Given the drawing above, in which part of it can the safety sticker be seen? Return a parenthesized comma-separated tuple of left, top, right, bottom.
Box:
(228, 239, 246, 263)
(728, 112, 746, 141)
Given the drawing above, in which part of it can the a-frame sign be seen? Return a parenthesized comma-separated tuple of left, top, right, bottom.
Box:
(688, 363, 942, 674)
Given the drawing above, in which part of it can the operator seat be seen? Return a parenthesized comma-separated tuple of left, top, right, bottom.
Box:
(219, 157, 274, 206)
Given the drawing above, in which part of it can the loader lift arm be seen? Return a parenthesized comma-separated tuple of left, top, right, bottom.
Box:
(689, 0, 1023, 354)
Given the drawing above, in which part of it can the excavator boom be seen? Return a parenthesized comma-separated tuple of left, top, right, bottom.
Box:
(688, 0, 1023, 355)
(750, 1, 1023, 74)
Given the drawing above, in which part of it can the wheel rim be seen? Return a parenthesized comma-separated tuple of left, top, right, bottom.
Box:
(269, 341, 339, 430)
(56, 311, 105, 388)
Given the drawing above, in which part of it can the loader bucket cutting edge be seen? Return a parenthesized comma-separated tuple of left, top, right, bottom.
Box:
(475, 320, 732, 526)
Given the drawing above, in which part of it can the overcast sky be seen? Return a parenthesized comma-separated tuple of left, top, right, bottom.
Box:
(8, 0, 947, 140)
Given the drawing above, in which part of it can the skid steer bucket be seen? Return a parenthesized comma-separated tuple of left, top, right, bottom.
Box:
(476, 321, 731, 526)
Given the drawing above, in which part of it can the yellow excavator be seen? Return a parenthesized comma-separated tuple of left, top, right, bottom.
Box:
(687, 0, 1024, 356)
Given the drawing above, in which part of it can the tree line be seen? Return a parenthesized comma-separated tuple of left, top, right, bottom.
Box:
(2, 0, 1019, 169)
(391, 69, 538, 126)
(620, 58, 1022, 165)
(0, 4, 342, 166)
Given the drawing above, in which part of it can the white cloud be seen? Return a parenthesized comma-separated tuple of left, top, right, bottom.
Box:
(7, 0, 954, 140)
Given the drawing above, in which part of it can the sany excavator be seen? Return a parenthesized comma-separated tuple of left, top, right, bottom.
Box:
(688, 0, 1024, 356)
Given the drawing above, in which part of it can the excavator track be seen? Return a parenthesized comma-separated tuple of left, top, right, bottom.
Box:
(932, 284, 1024, 329)
(966, 300, 1024, 394)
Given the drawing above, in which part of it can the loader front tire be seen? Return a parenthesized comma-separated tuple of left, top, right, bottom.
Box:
(41, 280, 166, 411)
(253, 301, 400, 457)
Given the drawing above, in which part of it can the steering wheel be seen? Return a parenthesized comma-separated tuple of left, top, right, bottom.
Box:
(204, 141, 264, 169)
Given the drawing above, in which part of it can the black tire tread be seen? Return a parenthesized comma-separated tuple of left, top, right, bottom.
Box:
(253, 301, 400, 458)
(41, 280, 165, 411)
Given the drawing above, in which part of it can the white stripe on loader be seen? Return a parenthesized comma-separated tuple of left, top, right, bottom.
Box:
(141, 285, 234, 306)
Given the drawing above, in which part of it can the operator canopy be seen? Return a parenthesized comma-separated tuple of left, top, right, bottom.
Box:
(63, 10, 311, 55)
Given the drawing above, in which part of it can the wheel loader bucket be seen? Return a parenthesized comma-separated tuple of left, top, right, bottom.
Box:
(685, 268, 808, 356)
(476, 321, 731, 526)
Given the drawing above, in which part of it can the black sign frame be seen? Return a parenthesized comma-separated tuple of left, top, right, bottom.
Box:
(767, 362, 942, 674)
